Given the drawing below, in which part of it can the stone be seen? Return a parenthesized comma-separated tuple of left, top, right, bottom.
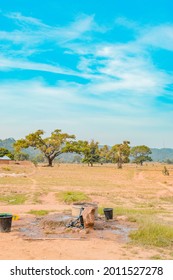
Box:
(82, 206, 95, 229)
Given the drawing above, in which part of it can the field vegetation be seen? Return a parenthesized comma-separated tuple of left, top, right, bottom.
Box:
(0, 162, 173, 259)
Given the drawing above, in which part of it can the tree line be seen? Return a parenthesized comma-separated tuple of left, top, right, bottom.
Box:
(0, 129, 152, 168)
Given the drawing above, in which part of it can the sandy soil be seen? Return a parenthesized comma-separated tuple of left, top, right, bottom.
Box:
(0, 163, 173, 260)
(0, 213, 160, 260)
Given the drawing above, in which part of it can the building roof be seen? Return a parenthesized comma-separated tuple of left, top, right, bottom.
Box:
(0, 155, 11, 160)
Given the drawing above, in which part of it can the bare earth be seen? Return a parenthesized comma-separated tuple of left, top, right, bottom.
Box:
(0, 162, 173, 260)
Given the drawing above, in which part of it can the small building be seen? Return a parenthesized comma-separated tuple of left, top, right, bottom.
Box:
(0, 155, 11, 164)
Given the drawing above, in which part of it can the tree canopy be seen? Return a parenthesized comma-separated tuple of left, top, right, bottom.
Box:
(0, 147, 14, 159)
(99, 145, 110, 164)
(130, 145, 152, 165)
(109, 141, 130, 168)
(13, 129, 76, 166)
(81, 140, 100, 167)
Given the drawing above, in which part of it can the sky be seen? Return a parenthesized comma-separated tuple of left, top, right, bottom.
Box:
(0, 0, 173, 148)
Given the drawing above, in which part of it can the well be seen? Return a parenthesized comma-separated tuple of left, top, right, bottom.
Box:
(72, 202, 98, 218)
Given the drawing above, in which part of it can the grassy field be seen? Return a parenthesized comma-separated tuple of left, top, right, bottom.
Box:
(0, 162, 173, 259)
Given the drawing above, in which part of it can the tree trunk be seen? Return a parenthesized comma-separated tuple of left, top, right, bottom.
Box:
(47, 157, 53, 167)
(117, 158, 122, 169)
(117, 162, 122, 169)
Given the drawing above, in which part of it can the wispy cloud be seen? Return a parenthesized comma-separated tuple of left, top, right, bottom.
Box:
(0, 54, 83, 77)
(1, 78, 173, 146)
(1, 12, 98, 46)
(138, 24, 173, 51)
(6, 12, 49, 28)
(0, 12, 173, 110)
(115, 17, 139, 31)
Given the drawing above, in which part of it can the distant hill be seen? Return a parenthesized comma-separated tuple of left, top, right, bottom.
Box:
(0, 138, 80, 162)
(0, 138, 40, 159)
(150, 148, 173, 162)
(0, 138, 15, 151)
(0, 138, 173, 162)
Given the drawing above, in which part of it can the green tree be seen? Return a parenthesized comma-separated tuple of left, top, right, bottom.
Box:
(0, 147, 14, 159)
(130, 145, 152, 165)
(99, 145, 110, 164)
(14, 152, 29, 161)
(13, 129, 76, 167)
(109, 141, 130, 169)
(82, 140, 100, 167)
(32, 154, 45, 163)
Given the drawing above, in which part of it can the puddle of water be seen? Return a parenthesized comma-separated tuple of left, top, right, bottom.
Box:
(18, 214, 136, 242)
(110, 225, 136, 242)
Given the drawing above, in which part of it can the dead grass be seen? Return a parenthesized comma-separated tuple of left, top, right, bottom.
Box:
(1, 162, 173, 258)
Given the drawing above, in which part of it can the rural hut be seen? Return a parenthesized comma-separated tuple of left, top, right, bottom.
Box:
(0, 155, 11, 164)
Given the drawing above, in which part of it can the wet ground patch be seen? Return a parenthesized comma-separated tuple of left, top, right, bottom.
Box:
(16, 213, 136, 242)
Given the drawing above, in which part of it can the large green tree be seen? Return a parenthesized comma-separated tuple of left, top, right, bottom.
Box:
(13, 129, 76, 167)
(109, 141, 131, 169)
(130, 145, 152, 165)
(81, 140, 100, 167)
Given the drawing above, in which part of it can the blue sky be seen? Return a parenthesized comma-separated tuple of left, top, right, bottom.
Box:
(0, 0, 173, 147)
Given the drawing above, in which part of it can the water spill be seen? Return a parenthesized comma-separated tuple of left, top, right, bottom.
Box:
(110, 225, 136, 242)
(18, 214, 136, 242)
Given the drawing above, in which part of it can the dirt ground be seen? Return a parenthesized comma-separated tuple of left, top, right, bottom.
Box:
(0, 162, 173, 260)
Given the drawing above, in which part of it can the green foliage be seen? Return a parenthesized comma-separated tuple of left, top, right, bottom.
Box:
(114, 206, 159, 216)
(109, 141, 130, 168)
(0, 194, 27, 204)
(0, 147, 9, 157)
(0, 138, 15, 151)
(99, 145, 110, 164)
(14, 129, 76, 166)
(56, 191, 90, 204)
(131, 145, 152, 165)
(130, 222, 173, 247)
(0, 147, 14, 159)
(14, 151, 29, 161)
(81, 140, 100, 166)
(27, 209, 49, 216)
(30, 153, 45, 165)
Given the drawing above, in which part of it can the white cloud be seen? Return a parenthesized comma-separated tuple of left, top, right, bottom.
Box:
(139, 24, 173, 51)
(115, 17, 139, 31)
(0, 78, 173, 147)
(6, 12, 49, 28)
(1, 12, 97, 46)
(0, 55, 72, 74)
(0, 13, 173, 119)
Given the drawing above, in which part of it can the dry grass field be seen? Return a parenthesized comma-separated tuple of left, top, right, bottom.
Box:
(0, 162, 173, 260)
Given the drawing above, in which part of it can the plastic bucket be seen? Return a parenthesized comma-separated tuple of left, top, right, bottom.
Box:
(103, 208, 113, 220)
(0, 213, 13, 232)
